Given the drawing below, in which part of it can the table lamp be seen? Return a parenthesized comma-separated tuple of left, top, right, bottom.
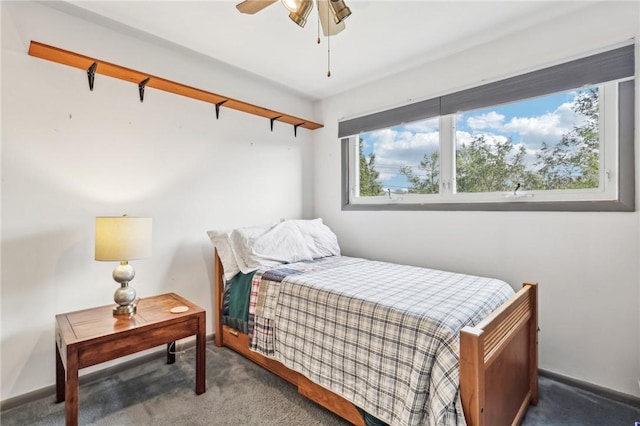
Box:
(95, 216, 152, 315)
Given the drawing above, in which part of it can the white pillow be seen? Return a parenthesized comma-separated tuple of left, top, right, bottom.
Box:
(206, 230, 240, 280)
(211, 219, 340, 277)
(229, 223, 281, 274)
(251, 221, 314, 264)
(289, 218, 341, 258)
(230, 221, 315, 273)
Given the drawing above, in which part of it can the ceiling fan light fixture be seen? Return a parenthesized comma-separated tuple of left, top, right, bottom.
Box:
(288, 0, 313, 27)
(328, 0, 351, 24)
(281, 0, 299, 12)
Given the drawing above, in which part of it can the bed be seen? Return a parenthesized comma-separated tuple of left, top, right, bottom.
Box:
(209, 219, 538, 426)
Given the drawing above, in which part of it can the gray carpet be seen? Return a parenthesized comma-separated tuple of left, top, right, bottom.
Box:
(522, 376, 640, 426)
(1, 340, 639, 425)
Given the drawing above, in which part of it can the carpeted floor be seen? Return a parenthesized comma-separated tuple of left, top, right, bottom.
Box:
(1, 340, 639, 425)
(523, 376, 640, 426)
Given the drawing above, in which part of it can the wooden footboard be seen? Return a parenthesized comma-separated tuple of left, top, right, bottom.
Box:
(214, 249, 538, 426)
(460, 282, 538, 426)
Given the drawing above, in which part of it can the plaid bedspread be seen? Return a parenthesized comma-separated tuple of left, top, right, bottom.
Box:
(248, 256, 357, 354)
(248, 256, 514, 426)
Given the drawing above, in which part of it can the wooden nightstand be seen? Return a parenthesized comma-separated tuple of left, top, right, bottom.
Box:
(55, 293, 206, 426)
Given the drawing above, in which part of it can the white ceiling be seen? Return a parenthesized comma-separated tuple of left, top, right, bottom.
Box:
(47, 1, 593, 101)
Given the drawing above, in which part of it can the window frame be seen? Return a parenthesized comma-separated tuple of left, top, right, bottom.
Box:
(340, 45, 635, 212)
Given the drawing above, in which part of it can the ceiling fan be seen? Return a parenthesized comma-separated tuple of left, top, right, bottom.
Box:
(236, 0, 352, 36)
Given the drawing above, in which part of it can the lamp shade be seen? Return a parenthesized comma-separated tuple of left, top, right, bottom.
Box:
(95, 216, 152, 261)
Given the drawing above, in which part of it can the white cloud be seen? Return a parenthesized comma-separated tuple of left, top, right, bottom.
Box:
(466, 111, 505, 130)
(503, 112, 561, 136)
(464, 101, 587, 150)
(505, 102, 586, 147)
(456, 131, 508, 148)
(365, 127, 439, 183)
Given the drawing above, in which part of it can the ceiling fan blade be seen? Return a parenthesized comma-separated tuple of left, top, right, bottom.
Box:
(236, 0, 278, 14)
(317, 0, 346, 36)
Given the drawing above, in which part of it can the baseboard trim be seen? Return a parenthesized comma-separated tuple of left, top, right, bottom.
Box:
(4, 344, 638, 413)
(539, 368, 640, 407)
(0, 334, 214, 412)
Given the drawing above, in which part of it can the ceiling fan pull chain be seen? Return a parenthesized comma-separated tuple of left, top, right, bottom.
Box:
(327, 0, 331, 77)
(327, 36, 331, 77)
(317, 0, 321, 44)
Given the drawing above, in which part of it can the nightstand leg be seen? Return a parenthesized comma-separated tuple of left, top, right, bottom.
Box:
(55, 343, 65, 403)
(65, 349, 79, 426)
(167, 342, 176, 364)
(196, 314, 206, 394)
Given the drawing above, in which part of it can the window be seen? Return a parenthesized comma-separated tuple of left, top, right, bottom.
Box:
(357, 116, 440, 197)
(340, 45, 635, 211)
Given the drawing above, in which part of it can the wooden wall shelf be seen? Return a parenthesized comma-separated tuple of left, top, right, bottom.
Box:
(28, 41, 323, 133)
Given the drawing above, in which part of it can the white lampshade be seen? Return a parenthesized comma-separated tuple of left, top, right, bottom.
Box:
(95, 216, 152, 261)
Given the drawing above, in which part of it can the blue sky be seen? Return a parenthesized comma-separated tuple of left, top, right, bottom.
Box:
(360, 89, 590, 192)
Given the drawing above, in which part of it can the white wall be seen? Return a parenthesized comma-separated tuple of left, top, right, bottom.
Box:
(312, 1, 640, 398)
(0, 1, 316, 401)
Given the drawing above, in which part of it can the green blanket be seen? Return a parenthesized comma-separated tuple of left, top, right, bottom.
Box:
(222, 271, 256, 333)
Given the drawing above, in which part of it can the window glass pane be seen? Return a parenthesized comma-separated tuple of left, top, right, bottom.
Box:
(455, 87, 600, 193)
(358, 117, 440, 196)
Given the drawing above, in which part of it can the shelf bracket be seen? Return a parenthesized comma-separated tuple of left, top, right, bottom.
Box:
(293, 122, 305, 137)
(215, 100, 227, 119)
(87, 62, 97, 91)
(138, 77, 151, 102)
(270, 116, 283, 132)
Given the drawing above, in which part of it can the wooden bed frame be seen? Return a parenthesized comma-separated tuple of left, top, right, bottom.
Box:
(213, 250, 538, 425)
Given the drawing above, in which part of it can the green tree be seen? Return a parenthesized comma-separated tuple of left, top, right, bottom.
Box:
(534, 88, 599, 189)
(400, 137, 536, 194)
(359, 138, 384, 196)
(456, 136, 537, 193)
(399, 152, 439, 194)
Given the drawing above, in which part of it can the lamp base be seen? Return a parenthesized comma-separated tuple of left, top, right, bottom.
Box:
(112, 262, 137, 316)
(113, 303, 137, 316)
